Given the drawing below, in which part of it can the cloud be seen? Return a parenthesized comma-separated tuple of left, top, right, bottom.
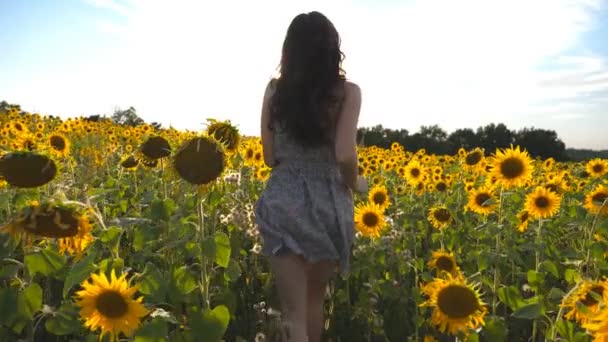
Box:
(12, 0, 607, 148)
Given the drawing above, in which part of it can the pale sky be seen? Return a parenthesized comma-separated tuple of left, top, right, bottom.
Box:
(1, 0, 607, 149)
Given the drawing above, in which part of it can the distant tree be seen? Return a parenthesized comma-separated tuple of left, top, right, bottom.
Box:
(476, 123, 515, 154)
(514, 127, 568, 160)
(111, 106, 144, 126)
(403, 125, 449, 154)
(447, 128, 480, 153)
(566, 148, 608, 161)
(0, 100, 21, 113)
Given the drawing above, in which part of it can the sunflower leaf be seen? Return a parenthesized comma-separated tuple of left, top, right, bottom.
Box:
(24, 248, 66, 276)
(172, 266, 197, 295)
(139, 263, 168, 301)
(22, 283, 42, 316)
(44, 302, 80, 335)
(512, 302, 542, 320)
(190, 305, 230, 342)
(213, 232, 231, 268)
(63, 251, 97, 298)
(135, 317, 168, 342)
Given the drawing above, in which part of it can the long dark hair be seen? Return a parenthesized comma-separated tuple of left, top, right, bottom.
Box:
(269, 11, 346, 147)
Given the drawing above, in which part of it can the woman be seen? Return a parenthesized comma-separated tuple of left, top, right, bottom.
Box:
(254, 11, 367, 342)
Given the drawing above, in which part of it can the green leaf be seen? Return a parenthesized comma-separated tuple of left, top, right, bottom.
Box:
(150, 198, 175, 222)
(482, 316, 508, 342)
(214, 232, 231, 268)
(190, 305, 230, 342)
(139, 263, 167, 301)
(63, 251, 97, 298)
(541, 260, 559, 278)
(24, 248, 66, 276)
(466, 332, 479, 342)
(100, 226, 122, 243)
(565, 269, 580, 284)
(527, 270, 545, 288)
(172, 266, 197, 294)
(201, 237, 216, 259)
(135, 318, 168, 342)
(497, 286, 523, 310)
(512, 303, 542, 320)
(590, 242, 605, 259)
(548, 287, 567, 302)
(22, 283, 42, 316)
(0, 287, 19, 327)
(45, 302, 81, 335)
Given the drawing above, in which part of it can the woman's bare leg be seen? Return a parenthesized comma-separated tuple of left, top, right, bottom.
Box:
(306, 260, 336, 342)
(270, 254, 309, 342)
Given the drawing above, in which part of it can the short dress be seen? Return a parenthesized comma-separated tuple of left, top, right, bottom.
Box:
(254, 125, 355, 273)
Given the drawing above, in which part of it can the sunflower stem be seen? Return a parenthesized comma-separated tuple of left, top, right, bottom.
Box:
(197, 193, 210, 309)
(583, 197, 608, 277)
(492, 186, 505, 317)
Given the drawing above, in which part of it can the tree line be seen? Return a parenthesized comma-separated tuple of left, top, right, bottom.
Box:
(357, 123, 606, 161)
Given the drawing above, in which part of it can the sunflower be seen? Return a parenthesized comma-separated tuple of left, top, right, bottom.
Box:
(524, 186, 561, 219)
(404, 160, 425, 186)
(206, 118, 240, 152)
(420, 274, 487, 336)
(584, 184, 608, 216)
(428, 250, 461, 278)
(120, 155, 139, 170)
(490, 146, 533, 189)
(0, 202, 94, 257)
(463, 148, 484, 170)
(368, 185, 390, 211)
(255, 166, 271, 182)
(434, 180, 448, 193)
(543, 158, 555, 170)
(354, 202, 386, 239)
(47, 133, 70, 157)
(561, 279, 608, 325)
(586, 159, 608, 178)
(173, 136, 225, 185)
(427, 206, 453, 230)
(516, 210, 531, 233)
(0, 151, 57, 188)
(466, 186, 497, 216)
(75, 269, 148, 341)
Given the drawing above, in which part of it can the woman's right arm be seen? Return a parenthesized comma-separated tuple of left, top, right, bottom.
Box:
(335, 81, 365, 192)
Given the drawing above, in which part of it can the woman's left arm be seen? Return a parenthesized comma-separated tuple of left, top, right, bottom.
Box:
(260, 81, 276, 167)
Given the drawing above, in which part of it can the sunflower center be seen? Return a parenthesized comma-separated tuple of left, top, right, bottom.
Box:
(520, 211, 529, 223)
(581, 286, 605, 307)
(50, 136, 66, 151)
(436, 182, 447, 192)
(465, 152, 482, 166)
(436, 256, 454, 272)
(500, 157, 524, 179)
(372, 192, 387, 205)
(96, 290, 129, 318)
(437, 285, 479, 319)
(545, 184, 558, 193)
(592, 192, 608, 205)
(362, 212, 379, 227)
(592, 164, 604, 173)
(410, 168, 420, 177)
(475, 193, 491, 207)
(433, 209, 451, 223)
(534, 196, 549, 209)
(245, 149, 254, 159)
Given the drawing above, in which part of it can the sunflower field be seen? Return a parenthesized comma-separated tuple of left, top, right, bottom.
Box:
(0, 107, 607, 342)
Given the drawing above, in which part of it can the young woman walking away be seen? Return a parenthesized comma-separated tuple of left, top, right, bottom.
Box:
(255, 11, 368, 342)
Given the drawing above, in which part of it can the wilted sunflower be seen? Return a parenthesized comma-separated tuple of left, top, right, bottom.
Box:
(516, 210, 531, 233)
(420, 274, 487, 336)
(490, 146, 533, 189)
(75, 270, 148, 341)
(354, 202, 386, 239)
(427, 206, 453, 230)
(584, 184, 608, 216)
(120, 155, 139, 170)
(466, 186, 497, 216)
(428, 250, 461, 278)
(368, 185, 390, 211)
(206, 118, 240, 152)
(0, 151, 57, 188)
(524, 186, 561, 219)
(139, 136, 171, 160)
(0, 202, 94, 257)
(561, 279, 608, 325)
(47, 133, 70, 157)
(586, 159, 608, 178)
(173, 135, 225, 185)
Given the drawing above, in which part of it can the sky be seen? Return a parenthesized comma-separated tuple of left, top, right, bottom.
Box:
(1, 0, 607, 149)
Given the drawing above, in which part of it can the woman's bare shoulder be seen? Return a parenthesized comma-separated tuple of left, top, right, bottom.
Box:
(343, 80, 361, 100)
